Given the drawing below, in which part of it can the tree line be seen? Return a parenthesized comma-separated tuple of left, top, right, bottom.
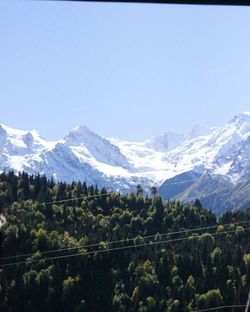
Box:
(0, 171, 249, 311)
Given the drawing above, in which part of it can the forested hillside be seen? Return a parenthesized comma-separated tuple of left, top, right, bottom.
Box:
(0, 172, 249, 312)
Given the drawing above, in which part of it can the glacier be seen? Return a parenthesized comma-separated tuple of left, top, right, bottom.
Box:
(0, 112, 250, 208)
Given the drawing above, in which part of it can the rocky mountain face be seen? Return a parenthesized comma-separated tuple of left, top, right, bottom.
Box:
(158, 171, 250, 216)
(157, 113, 250, 214)
(0, 112, 249, 214)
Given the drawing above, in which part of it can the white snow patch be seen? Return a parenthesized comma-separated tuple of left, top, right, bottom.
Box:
(1, 112, 250, 189)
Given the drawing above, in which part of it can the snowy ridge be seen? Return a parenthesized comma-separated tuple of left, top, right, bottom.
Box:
(65, 126, 130, 169)
(0, 112, 250, 197)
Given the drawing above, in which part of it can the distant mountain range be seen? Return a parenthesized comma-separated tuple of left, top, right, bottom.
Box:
(0, 112, 250, 214)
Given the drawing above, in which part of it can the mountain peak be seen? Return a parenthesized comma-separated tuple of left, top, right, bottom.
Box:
(232, 111, 250, 122)
(0, 123, 41, 139)
(72, 125, 92, 133)
(241, 111, 250, 116)
(65, 125, 100, 146)
(65, 125, 130, 169)
(0, 124, 7, 134)
(0, 111, 249, 205)
(145, 131, 185, 152)
(228, 111, 250, 138)
(189, 124, 210, 139)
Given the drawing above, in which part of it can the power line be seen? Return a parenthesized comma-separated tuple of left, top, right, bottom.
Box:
(3, 177, 214, 209)
(3, 178, 198, 208)
(159, 178, 199, 186)
(1, 226, 249, 268)
(191, 304, 246, 312)
(3, 192, 115, 218)
(245, 290, 250, 312)
(14, 179, 198, 207)
(1, 177, 234, 220)
(2, 219, 249, 261)
(40, 192, 114, 205)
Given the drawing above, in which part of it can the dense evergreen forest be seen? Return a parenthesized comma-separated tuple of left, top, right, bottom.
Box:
(0, 171, 249, 312)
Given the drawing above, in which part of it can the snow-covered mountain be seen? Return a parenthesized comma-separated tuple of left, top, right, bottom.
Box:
(0, 112, 250, 213)
(64, 126, 130, 169)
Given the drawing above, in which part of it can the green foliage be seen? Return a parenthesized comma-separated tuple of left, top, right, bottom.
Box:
(196, 289, 223, 309)
(0, 171, 249, 312)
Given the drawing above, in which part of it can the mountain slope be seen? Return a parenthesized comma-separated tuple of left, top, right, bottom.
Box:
(65, 126, 130, 169)
(0, 111, 249, 213)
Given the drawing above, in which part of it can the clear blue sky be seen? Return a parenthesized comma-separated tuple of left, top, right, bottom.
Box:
(1, 1, 250, 141)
